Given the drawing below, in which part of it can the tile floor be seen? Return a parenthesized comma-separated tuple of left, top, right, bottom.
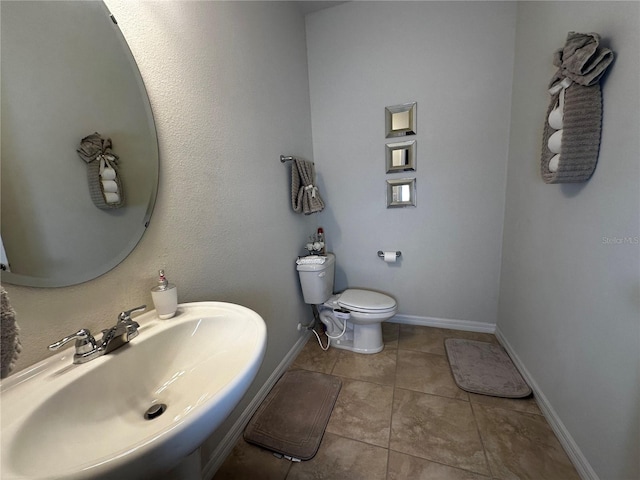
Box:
(213, 323, 580, 480)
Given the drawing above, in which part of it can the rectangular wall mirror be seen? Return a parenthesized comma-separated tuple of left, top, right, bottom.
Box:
(386, 140, 416, 173)
(385, 102, 417, 138)
(386, 178, 416, 208)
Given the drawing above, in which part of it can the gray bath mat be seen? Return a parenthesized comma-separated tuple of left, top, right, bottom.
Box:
(244, 369, 341, 461)
(445, 339, 531, 398)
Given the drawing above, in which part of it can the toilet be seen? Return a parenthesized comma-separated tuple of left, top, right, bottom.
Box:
(296, 253, 397, 354)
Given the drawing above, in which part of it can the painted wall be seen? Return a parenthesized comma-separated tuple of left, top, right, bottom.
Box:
(2, 0, 315, 474)
(498, 2, 640, 479)
(306, 1, 517, 327)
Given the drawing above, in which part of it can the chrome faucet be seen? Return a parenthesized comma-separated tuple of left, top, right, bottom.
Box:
(48, 305, 146, 364)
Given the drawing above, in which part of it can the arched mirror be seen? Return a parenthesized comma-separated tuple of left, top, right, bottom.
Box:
(1, 1, 158, 287)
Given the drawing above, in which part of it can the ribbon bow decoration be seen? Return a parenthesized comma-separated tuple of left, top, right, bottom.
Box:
(304, 184, 318, 198)
(549, 32, 614, 90)
(76, 132, 119, 165)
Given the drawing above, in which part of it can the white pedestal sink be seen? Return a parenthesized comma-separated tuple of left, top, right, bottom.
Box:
(0, 302, 267, 480)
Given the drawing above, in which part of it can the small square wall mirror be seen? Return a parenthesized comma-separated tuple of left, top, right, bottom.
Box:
(386, 140, 416, 173)
(386, 178, 416, 208)
(385, 102, 416, 138)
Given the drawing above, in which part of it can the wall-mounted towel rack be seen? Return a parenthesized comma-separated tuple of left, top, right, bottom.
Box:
(280, 155, 295, 163)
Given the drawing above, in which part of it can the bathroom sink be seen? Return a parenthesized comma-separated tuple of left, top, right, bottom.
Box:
(0, 302, 267, 480)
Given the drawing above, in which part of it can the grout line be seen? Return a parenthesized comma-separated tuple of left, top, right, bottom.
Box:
(323, 431, 390, 451)
(470, 400, 496, 479)
(386, 336, 400, 480)
(283, 458, 293, 480)
(329, 348, 342, 375)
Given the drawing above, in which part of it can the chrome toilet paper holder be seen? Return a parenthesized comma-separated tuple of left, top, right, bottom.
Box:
(377, 251, 401, 259)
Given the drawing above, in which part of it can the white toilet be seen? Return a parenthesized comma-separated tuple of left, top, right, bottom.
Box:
(296, 253, 397, 354)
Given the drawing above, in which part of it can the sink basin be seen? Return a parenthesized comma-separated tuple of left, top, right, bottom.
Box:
(0, 302, 267, 480)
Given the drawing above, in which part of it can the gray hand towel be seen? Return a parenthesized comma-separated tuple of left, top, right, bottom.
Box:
(1, 286, 22, 378)
(291, 158, 325, 214)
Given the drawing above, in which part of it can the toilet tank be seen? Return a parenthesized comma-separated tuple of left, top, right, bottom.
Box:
(296, 253, 335, 305)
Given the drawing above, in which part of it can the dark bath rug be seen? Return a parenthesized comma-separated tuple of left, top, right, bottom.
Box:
(445, 338, 531, 398)
(244, 369, 341, 461)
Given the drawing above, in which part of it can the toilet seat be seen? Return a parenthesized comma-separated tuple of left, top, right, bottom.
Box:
(337, 289, 397, 314)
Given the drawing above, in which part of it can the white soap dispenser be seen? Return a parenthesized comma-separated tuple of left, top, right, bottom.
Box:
(151, 269, 178, 319)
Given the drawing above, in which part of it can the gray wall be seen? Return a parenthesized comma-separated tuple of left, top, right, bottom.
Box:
(306, 1, 517, 327)
(3, 0, 315, 471)
(498, 2, 640, 479)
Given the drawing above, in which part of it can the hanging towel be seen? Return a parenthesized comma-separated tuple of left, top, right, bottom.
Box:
(541, 32, 614, 184)
(1, 286, 22, 378)
(291, 158, 325, 214)
(77, 132, 125, 209)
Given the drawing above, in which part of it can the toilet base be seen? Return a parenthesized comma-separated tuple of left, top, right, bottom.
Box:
(329, 322, 384, 354)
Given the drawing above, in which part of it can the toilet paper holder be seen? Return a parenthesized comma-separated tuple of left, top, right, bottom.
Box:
(377, 251, 401, 259)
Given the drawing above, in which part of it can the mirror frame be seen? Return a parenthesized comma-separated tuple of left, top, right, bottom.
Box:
(386, 140, 416, 173)
(385, 102, 417, 138)
(386, 178, 416, 208)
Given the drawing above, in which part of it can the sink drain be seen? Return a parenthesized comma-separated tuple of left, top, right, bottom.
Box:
(144, 403, 167, 420)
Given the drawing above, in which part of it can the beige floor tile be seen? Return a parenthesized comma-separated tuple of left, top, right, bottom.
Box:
(388, 451, 491, 480)
(383, 321, 400, 348)
(326, 378, 394, 448)
(287, 433, 388, 480)
(397, 325, 455, 355)
(390, 389, 490, 476)
(472, 403, 580, 480)
(396, 349, 469, 401)
(398, 325, 497, 356)
(331, 348, 397, 386)
(469, 392, 542, 416)
(290, 336, 341, 374)
(213, 438, 290, 480)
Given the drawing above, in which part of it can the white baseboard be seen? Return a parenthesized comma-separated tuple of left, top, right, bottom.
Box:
(390, 313, 496, 334)
(495, 327, 598, 480)
(202, 332, 311, 480)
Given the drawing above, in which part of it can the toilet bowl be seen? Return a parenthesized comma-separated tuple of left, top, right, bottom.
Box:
(296, 253, 397, 354)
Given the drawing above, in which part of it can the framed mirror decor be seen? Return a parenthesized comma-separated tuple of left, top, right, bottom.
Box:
(386, 178, 416, 208)
(385, 102, 416, 138)
(386, 140, 416, 173)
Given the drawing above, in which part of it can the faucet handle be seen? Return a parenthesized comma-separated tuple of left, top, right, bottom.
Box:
(48, 328, 97, 354)
(118, 305, 147, 323)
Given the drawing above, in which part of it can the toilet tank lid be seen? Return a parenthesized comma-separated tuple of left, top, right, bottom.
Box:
(338, 289, 396, 311)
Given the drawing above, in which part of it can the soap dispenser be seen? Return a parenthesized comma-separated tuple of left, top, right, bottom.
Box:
(151, 269, 178, 319)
